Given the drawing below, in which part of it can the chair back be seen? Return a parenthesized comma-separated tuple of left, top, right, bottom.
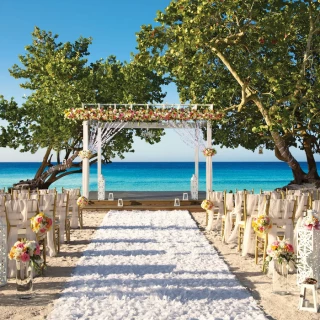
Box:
(39, 194, 56, 219)
(56, 192, 69, 220)
(224, 192, 234, 215)
(5, 200, 25, 234)
(312, 200, 320, 213)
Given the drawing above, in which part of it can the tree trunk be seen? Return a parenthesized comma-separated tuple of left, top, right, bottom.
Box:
(253, 97, 307, 184)
(303, 136, 320, 181)
(13, 151, 80, 190)
(34, 147, 52, 180)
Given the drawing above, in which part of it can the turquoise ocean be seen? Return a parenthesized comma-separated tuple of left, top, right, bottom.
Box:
(0, 162, 317, 193)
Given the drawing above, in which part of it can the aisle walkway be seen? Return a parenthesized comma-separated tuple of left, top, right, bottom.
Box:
(48, 210, 267, 320)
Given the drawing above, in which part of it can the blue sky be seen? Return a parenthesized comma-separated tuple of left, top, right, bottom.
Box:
(0, 0, 317, 163)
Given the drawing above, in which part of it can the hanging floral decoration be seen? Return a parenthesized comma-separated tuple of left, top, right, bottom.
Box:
(64, 106, 222, 122)
(79, 150, 92, 159)
(77, 196, 89, 208)
(202, 148, 217, 157)
(201, 199, 214, 211)
(30, 212, 52, 237)
(252, 214, 272, 233)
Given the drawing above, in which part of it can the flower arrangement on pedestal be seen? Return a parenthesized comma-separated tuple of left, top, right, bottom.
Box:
(266, 238, 297, 295)
(202, 148, 217, 157)
(303, 212, 320, 230)
(201, 199, 214, 211)
(266, 239, 297, 265)
(77, 196, 89, 208)
(30, 212, 52, 238)
(252, 214, 272, 233)
(8, 239, 41, 269)
(79, 150, 92, 159)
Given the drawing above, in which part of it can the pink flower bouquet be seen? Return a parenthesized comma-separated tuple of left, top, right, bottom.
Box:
(8, 239, 42, 270)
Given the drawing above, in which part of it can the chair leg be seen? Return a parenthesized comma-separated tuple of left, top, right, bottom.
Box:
(57, 228, 60, 253)
(238, 227, 242, 252)
(255, 235, 258, 265)
(262, 236, 268, 273)
(66, 219, 71, 242)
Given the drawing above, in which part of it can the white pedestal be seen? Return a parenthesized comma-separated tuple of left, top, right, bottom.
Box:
(98, 175, 105, 200)
(191, 174, 198, 200)
(297, 228, 320, 287)
(0, 218, 7, 287)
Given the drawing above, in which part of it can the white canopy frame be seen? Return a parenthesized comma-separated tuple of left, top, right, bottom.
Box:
(81, 103, 214, 199)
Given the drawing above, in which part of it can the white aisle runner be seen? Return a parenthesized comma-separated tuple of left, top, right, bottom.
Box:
(48, 210, 267, 320)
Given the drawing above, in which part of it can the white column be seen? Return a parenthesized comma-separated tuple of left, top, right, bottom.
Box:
(97, 125, 102, 177)
(195, 142, 199, 200)
(82, 120, 90, 198)
(206, 121, 212, 199)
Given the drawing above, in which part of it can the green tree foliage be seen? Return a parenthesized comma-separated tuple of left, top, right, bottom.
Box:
(136, 0, 320, 184)
(0, 27, 167, 188)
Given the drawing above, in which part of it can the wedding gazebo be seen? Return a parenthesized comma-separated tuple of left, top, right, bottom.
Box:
(64, 103, 222, 200)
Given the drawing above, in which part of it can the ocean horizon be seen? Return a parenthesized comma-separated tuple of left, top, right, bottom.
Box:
(0, 161, 317, 193)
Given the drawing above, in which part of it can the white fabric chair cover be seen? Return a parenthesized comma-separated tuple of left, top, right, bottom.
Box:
(292, 195, 309, 250)
(225, 193, 243, 243)
(63, 189, 80, 228)
(263, 191, 281, 199)
(40, 194, 57, 256)
(0, 195, 6, 220)
(56, 193, 68, 243)
(312, 200, 320, 213)
(206, 191, 224, 231)
(268, 199, 295, 246)
(20, 199, 38, 242)
(241, 194, 266, 256)
(5, 200, 25, 277)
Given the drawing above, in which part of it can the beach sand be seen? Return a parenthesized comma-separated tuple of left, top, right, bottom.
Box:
(0, 210, 318, 320)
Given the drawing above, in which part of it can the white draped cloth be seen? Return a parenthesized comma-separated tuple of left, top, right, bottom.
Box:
(206, 192, 224, 231)
(241, 194, 266, 256)
(293, 194, 309, 250)
(268, 199, 295, 246)
(56, 193, 68, 243)
(225, 193, 243, 243)
(6, 200, 25, 277)
(63, 189, 80, 228)
(40, 194, 57, 257)
(20, 199, 38, 242)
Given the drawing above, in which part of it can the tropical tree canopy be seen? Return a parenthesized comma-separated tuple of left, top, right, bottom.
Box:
(0, 27, 168, 188)
(136, 0, 320, 184)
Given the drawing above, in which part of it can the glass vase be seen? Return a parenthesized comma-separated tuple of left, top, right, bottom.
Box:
(272, 260, 289, 295)
(16, 261, 33, 299)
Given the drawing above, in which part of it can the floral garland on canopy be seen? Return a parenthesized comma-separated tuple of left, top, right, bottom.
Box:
(64, 107, 222, 122)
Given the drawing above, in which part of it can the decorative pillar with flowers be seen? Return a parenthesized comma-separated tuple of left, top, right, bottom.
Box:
(297, 211, 320, 287)
(0, 217, 7, 287)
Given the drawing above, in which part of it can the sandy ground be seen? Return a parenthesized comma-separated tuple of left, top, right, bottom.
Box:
(191, 212, 320, 320)
(0, 211, 105, 320)
(0, 210, 319, 320)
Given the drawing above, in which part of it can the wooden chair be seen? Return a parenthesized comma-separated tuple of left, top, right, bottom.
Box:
(5, 200, 25, 277)
(254, 198, 295, 272)
(206, 191, 224, 230)
(39, 193, 60, 255)
(223, 192, 246, 243)
(56, 192, 71, 243)
(62, 188, 82, 228)
(238, 194, 266, 253)
(221, 191, 234, 238)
